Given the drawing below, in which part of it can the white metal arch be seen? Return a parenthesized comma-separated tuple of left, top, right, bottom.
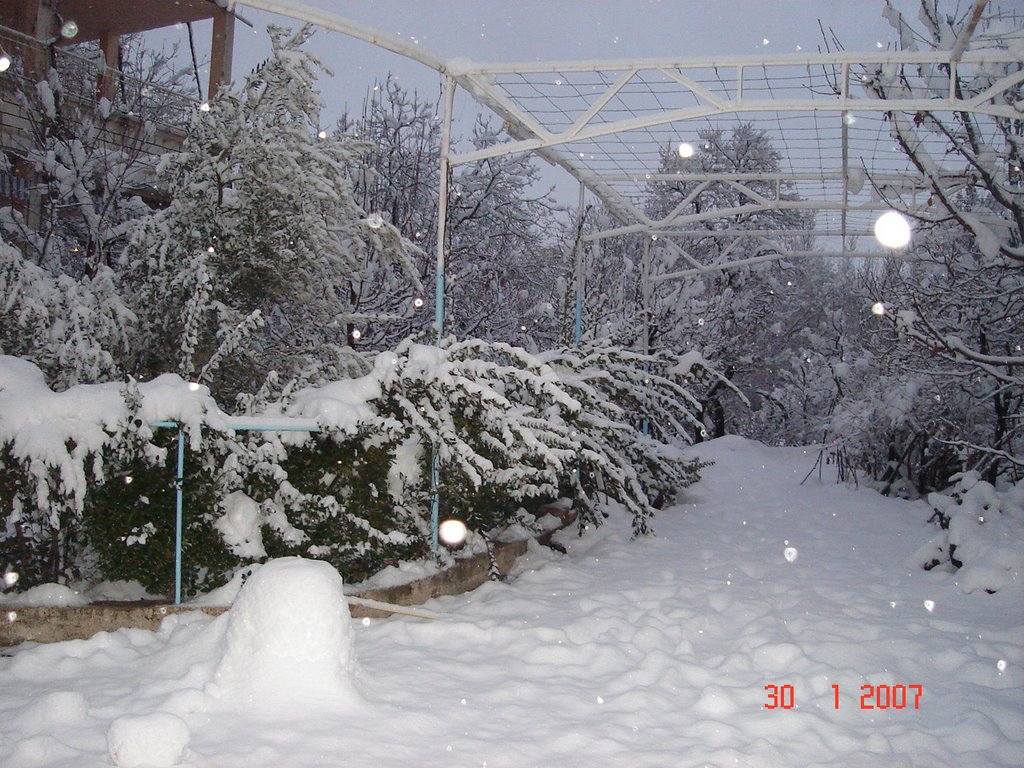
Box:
(231, 0, 1020, 263)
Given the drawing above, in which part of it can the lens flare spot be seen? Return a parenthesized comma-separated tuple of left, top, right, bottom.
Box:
(874, 211, 911, 249)
(784, 546, 798, 563)
(439, 519, 468, 547)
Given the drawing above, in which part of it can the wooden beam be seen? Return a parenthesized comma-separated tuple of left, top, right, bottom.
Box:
(96, 32, 120, 103)
(209, 9, 235, 98)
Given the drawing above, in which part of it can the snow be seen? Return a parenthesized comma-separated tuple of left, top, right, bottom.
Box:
(207, 557, 358, 707)
(107, 713, 190, 768)
(0, 583, 88, 608)
(214, 491, 267, 559)
(83, 580, 163, 603)
(1, 437, 1021, 767)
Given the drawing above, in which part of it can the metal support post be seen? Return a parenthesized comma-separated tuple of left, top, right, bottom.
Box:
(573, 182, 586, 345)
(430, 75, 456, 556)
(174, 428, 185, 604)
(435, 75, 455, 345)
(640, 235, 652, 436)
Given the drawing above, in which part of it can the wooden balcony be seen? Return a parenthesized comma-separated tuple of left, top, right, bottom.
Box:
(0, 24, 199, 209)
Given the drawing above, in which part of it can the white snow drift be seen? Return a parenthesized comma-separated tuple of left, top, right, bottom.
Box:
(0, 437, 1021, 767)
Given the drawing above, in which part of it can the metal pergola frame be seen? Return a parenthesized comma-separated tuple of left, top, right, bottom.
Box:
(230, 0, 1020, 290)
(217, 0, 1019, 555)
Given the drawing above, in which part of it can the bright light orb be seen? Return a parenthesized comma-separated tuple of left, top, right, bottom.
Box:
(198, 102, 211, 112)
(366, 213, 384, 230)
(351, 328, 363, 340)
(61, 20, 79, 39)
(0, 54, 11, 73)
(438, 519, 468, 547)
(188, 382, 201, 392)
(677, 141, 695, 159)
(317, 129, 328, 139)
(871, 301, 886, 316)
(874, 211, 911, 249)
(413, 296, 425, 308)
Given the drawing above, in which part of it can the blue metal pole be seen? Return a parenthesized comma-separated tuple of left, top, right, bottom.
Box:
(174, 428, 184, 605)
(430, 454, 440, 554)
(430, 75, 456, 557)
(641, 235, 652, 437)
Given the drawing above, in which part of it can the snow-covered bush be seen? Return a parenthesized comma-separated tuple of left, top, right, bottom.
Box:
(0, 235, 134, 389)
(541, 343, 711, 533)
(1, 337, 711, 593)
(82, 383, 235, 596)
(919, 472, 1024, 593)
(0, 355, 223, 588)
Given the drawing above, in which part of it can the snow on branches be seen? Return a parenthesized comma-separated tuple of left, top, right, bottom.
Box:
(0, 337, 711, 592)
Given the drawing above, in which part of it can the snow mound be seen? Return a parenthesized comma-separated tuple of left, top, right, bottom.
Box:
(107, 712, 190, 768)
(208, 557, 357, 704)
(15, 690, 88, 729)
(84, 580, 161, 602)
(1, 582, 88, 607)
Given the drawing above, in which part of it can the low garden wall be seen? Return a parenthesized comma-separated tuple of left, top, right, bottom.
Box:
(0, 504, 574, 647)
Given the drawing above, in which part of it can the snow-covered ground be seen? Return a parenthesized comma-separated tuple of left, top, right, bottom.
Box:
(1, 436, 1021, 767)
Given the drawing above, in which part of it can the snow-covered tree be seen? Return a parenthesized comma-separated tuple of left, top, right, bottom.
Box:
(650, 125, 815, 438)
(342, 81, 563, 351)
(0, 235, 133, 388)
(0, 36, 189, 387)
(446, 118, 564, 349)
(126, 26, 422, 401)
(856, 1, 1023, 484)
(338, 75, 441, 348)
(573, 125, 814, 439)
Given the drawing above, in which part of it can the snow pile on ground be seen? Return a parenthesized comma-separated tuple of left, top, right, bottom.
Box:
(1, 437, 1021, 767)
(208, 557, 357, 706)
(107, 712, 190, 768)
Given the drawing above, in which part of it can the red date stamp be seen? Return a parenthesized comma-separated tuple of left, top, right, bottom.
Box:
(764, 683, 923, 710)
